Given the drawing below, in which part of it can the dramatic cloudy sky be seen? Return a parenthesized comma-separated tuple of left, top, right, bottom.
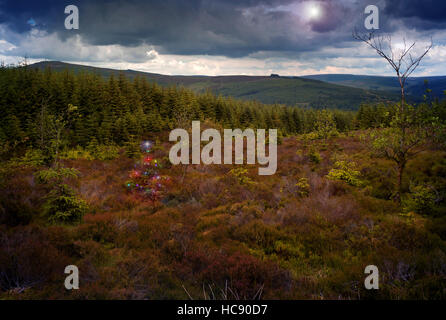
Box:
(0, 0, 445, 76)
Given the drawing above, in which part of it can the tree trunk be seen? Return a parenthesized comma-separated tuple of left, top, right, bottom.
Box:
(398, 75, 405, 113)
(396, 161, 406, 203)
(397, 76, 407, 204)
(401, 86, 405, 111)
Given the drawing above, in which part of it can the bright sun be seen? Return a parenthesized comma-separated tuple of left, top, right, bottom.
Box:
(308, 5, 321, 19)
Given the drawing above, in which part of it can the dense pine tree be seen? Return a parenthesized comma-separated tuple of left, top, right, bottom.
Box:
(0, 65, 362, 155)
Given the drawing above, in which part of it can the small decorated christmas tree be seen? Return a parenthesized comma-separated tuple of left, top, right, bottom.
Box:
(125, 140, 171, 202)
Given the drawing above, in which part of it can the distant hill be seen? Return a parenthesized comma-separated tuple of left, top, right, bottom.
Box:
(303, 74, 446, 100)
(30, 61, 404, 110)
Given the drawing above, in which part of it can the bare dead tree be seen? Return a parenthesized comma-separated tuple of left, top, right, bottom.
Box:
(353, 30, 433, 112)
(353, 30, 435, 202)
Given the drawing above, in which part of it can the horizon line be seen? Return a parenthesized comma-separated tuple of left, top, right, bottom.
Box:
(27, 60, 446, 79)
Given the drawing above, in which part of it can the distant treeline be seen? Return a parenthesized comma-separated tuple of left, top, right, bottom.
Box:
(0, 67, 354, 147)
(0, 66, 444, 150)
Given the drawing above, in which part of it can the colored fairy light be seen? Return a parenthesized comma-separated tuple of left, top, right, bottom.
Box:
(130, 170, 141, 178)
(140, 140, 153, 152)
(127, 141, 169, 201)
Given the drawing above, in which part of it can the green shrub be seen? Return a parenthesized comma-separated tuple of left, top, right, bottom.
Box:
(273, 240, 305, 259)
(327, 161, 363, 187)
(308, 148, 321, 164)
(300, 132, 319, 141)
(403, 185, 437, 215)
(35, 167, 80, 183)
(314, 109, 339, 140)
(60, 146, 94, 160)
(86, 139, 120, 160)
(229, 167, 255, 186)
(93, 145, 120, 160)
(14, 149, 45, 167)
(43, 184, 88, 224)
(35, 167, 88, 224)
(296, 178, 310, 197)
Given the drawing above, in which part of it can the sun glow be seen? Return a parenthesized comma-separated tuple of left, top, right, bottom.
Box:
(305, 2, 322, 20)
(309, 6, 320, 18)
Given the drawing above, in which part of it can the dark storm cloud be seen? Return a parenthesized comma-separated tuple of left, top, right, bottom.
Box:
(0, 0, 443, 58)
(0, 0, 78, 31)
(76, 0, 310, 56)
(383, 0, 446, 33)
(384, 0, 446, 23)
(0, 0, 364, 57)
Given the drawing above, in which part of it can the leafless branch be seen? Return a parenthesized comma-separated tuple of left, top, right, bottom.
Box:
(353, 30, 433, 89)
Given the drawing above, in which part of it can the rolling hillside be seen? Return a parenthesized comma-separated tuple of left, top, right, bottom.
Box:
(303, 74, 446, 99)
(29, 61, 401, 110)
